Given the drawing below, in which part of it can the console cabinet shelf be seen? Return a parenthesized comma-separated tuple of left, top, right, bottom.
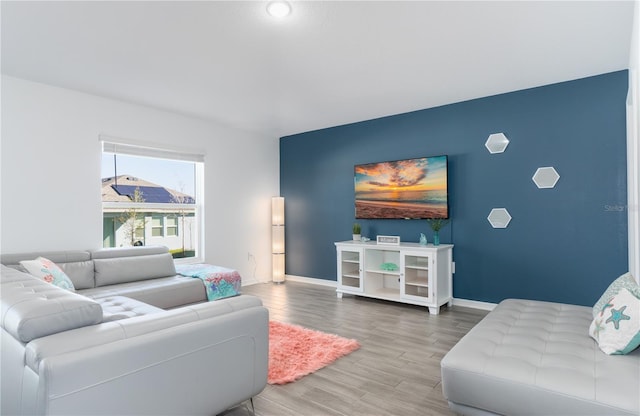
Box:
(335, 241, 453, 315)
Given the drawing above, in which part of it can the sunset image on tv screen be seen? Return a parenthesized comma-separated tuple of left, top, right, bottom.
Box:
(354, 155, 448, 219)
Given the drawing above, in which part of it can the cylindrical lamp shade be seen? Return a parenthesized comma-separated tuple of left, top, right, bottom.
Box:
(272, 253, 285, 283)
(272, 196, 285, 283)
(272, 197, 285, 225)
(272, 225, 285, 254)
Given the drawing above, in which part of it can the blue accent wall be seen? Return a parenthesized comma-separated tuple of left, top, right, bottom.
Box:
(280, 71, 629, 306)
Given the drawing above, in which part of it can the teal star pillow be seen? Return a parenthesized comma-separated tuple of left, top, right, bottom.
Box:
(593, 272, 640, 318)
(589, 288, 640, 355)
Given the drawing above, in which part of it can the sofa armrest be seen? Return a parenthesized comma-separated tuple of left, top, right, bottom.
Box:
(25, 295, 265, 371)
(1, 266, 102, 342)
(23, 295, 268, 415)
(36, 306, 268, 415)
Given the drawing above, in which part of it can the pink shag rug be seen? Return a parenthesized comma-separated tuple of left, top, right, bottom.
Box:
(268, 321, 360, 385)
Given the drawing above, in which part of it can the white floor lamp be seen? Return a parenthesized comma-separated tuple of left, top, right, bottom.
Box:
(272, 197, 285, 283)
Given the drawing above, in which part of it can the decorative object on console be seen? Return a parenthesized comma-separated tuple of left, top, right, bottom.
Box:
(487, 208, 512, 228)
(376, 235, 400, 245)
(352, 222, 361, 241)
(419, 233, 427, 245)
(380, 262, 399, 271)
(532, 166, 560, 189)
(355, 155, 448, 219)
(19, 257, 75, 291)
(485, 132, 509, 154)
(427, 218, 449, 246)
(272, 196, 285, 283)
(268, 321, 360, 385)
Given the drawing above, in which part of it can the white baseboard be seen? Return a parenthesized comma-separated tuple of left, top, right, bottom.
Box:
(285, 274, 337, 287)
(452, 298, 497, 311)
(242, 275, 338, 287)
(240, 277, 262, 287)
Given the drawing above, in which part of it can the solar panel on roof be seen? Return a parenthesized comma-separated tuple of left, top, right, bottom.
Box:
(111, 185, 194, 204)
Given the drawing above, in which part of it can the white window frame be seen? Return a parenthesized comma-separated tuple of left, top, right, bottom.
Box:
(100, 135, 205, 264)
(151, 214, 164, 237)
(166, 215, 179, 237)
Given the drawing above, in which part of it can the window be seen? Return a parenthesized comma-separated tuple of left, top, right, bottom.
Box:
(100, 136, 204, 261)
(167, 216, 178, 237)
(151, 215, 164, 237)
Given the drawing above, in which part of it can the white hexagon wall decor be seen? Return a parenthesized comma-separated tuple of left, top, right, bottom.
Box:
(532, 167, 560, 189)
(487, 208, 512, 229)
(485, 133, 509, 154)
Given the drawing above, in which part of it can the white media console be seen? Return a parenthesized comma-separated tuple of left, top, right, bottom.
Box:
(335, 240, 454, 315)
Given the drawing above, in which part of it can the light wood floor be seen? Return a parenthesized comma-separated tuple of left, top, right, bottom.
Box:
(221, 281, 488, 416)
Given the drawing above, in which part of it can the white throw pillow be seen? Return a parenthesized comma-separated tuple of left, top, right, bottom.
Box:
(589, 288, 640, 355)
(20, 257, 75, 291)
(593, 272, 640, 318)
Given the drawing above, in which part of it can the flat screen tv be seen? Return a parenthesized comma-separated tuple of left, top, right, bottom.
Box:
(354, 155, 448, 219)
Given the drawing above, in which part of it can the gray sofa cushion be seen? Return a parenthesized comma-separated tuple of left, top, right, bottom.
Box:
(97, 296, 165, 321)
(80, 275, 206, 309)
(0, 265, 103, 342)
(91, 245, 169, 259)
(58, 260, 95, 290)
(93, 253, 177, 287)
(0, 250, 95, 290)
(441, 299, 640, 416)
(1, 250, 91, 265)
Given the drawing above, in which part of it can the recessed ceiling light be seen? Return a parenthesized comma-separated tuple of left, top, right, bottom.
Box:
(267, 1, 291, 18)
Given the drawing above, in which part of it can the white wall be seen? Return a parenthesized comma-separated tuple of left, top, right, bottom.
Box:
(0, 75, 279, 284)
(628, 0, 640, 282)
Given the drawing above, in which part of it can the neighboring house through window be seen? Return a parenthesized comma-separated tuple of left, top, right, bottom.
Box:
(152, 215, 164, 237)
(100, 136, 204, 261)
(167, 216, 178, 237)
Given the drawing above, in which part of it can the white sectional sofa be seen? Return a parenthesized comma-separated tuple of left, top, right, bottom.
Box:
(441, 299, 640, 416)
(0, 246, 269, 416)
(1, 245, 208, 309)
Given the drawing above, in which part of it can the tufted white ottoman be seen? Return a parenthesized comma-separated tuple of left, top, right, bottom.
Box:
(441, 299, 640, 415)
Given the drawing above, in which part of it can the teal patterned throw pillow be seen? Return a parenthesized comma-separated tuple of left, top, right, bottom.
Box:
(593, 272, 640, 318)
(589, 288, 640, 355)
(20, 257, 76, 291)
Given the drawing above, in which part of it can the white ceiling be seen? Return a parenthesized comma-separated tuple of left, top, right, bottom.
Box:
(1, 1, 635, 138)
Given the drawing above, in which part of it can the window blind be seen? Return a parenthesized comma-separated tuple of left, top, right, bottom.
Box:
(100, 135, 205, 163)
